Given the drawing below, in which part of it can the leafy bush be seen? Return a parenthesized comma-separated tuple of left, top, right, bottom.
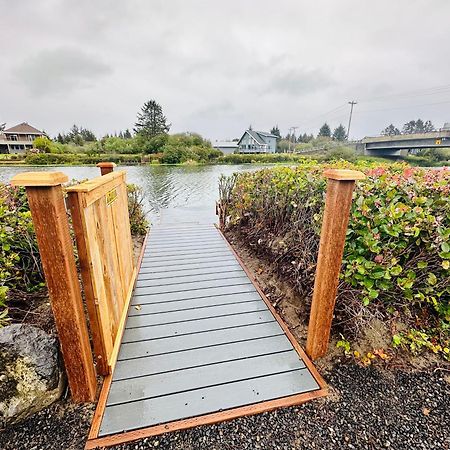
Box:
(218, 153, 314, 164)
(0, 185, 44, 323)
(219, 163, 450, 358)
(127, 184, 149, 236)
(33, 136, 54, 153)
(323, 146, 356, 162)
(24, 153, 142, 165)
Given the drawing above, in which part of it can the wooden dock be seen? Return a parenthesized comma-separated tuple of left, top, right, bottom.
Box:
(87, 223, 326, 448)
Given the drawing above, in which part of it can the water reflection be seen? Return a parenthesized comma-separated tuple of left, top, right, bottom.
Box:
(0, 164, 269, 224)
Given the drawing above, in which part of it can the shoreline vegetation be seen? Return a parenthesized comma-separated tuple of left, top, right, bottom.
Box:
(219, 161, 450, 364)
(0, 151, 448, 168)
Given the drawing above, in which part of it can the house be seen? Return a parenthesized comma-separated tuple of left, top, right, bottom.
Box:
(237, 129, 277, 153)
(0, 122, 46, 154)
(212, 141, 239, 155)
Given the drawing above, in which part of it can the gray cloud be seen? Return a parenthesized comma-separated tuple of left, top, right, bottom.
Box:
(13, 47, 112, 96)
(264, 67, 335, 96)
(1, 0, 449, 139)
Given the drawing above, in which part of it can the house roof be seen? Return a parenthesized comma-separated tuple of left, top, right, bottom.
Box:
(238, 130, 277, 146)
(4, 122, 44, 134)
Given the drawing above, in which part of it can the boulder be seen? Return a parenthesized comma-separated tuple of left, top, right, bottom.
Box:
(0, 324, 65, 427)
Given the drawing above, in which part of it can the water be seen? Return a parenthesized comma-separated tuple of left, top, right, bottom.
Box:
(0, 165, 268, 225)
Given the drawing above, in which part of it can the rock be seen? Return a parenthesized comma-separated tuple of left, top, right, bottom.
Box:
(0, 324, 65, 426)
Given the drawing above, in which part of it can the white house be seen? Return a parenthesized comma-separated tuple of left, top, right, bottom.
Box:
(237, 130, 278, 153)
(212, 141, 239, 154)
(0, 122, 46, 154)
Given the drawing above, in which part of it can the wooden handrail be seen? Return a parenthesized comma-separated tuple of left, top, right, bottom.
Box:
(10, 172, 97, 402)
(306, 169, 365, 360)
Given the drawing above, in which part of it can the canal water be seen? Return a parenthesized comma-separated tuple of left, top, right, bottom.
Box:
(0, 165, 268, 225)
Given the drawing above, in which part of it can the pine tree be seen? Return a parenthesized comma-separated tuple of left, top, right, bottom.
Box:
(270, 125, 281, 139)
(381, 124, 400, 136)
(318, 123, 331, 137)
(134, 100, 170, 138)
(332, 124, 347, 141)
(124, 129, 132, 139)
(402, 119, 434, 134)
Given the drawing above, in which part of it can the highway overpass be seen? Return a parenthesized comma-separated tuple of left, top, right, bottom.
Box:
(359, 130, 450, 157)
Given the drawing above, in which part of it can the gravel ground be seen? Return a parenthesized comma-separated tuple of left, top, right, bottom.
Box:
(1, 361, 449, 450)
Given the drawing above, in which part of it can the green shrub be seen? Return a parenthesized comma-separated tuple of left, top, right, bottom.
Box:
(127, 184, 149, 236)
(217, 153, 314, 164)
(324, 146, 356, 162)
(33, 136, 54, 153)
(0, 185, 44, 324)
(220, 163, 450, 358)
(24, 152, 142, 165)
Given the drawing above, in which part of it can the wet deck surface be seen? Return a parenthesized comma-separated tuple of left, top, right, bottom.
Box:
(98, 224, 320, 437)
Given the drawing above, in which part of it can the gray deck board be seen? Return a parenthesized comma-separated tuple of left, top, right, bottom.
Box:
(100, 369, 318, 435)
(118, 321, 284, 360)
(113, 334, 295, 381)
(128, 291, 262, 316)
(98, 224, 320, 438)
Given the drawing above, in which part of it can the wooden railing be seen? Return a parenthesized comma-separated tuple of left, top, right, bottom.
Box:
(67, 171, 135, 376)
(11, 166, 136, 401)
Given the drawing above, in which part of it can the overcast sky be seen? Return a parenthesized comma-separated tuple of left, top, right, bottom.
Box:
(1, 0, 449, 140)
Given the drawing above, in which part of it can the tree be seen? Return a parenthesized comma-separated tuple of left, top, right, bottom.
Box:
(80, 127, 96, 142)
(381, 124, 400, 136)
(402, 119, 435, 134)
(332, 124, 347, 141)
(123, 129, 132, 139)
(318, 123, 331, 137)
(423, 120, 435, 132)
(33, 136, 54, 153)
(270, 125, 281, 139)
(134, 100, 170, 139)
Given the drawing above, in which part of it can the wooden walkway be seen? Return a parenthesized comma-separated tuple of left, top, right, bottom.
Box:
(87, 224, 326, 448)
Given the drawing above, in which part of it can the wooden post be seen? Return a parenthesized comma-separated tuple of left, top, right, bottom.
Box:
(10, 172, 97, 402)
(97, 162, 116, 176)
(306, 169, 365, 360)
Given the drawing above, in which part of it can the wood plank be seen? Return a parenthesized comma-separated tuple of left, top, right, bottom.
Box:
(140, 251, 232, 265)
(118, 321, 282, 360)
(139, 255, 237, 270)
(135, 270, 247, 288)
(106, 350, 303, 406)
(122, 310, 275, 343)
(136, 263, 243, 280)
(126, 300, 267, 329)
(134, 277, 251, 296)
(113, 334, 294, 381)
(147, 239, 225, 250)
(67, 192, 109, 376)
(143, 248, 231, 259)
(129, 291, 262, 316)
(145, 243, 228, 256)
(99, 368, 318, 436)
(131, 284, 256, 304)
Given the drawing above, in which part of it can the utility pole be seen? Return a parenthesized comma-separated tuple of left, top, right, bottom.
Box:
(347, 101, 357, 140)
(289, 126, 299, 153)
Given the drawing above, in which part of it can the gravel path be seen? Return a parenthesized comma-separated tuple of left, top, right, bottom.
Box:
(1, 361, 449, 450)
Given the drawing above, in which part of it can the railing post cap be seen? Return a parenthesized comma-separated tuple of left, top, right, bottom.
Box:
(323, 169, 366, 181)
(96, 162, 116, 168)
(10, 171, 69, 187)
